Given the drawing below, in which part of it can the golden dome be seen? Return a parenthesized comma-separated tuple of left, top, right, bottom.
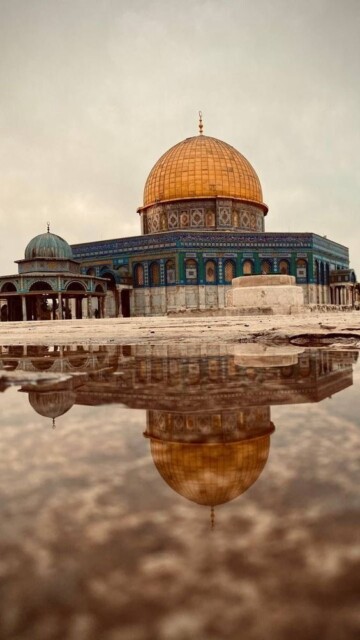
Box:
(142, 135, 266, 210)
(150, 435, 270, 506)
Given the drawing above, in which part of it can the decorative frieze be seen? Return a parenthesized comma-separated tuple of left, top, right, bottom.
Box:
(141, 198, 266, 235)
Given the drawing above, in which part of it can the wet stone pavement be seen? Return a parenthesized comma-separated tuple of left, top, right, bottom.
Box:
(0, 343, 359, 640)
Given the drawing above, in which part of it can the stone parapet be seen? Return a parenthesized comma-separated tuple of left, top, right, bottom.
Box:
(229, 273, 304, 315)
(232, 274, 296, 288)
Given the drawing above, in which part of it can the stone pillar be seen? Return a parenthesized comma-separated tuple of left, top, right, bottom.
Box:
(177, 286, 186, 311)
(21, 296, 27, 321)
(217, 285, 225, 309)
(199, 285, 206, 310)
(144, 288, 151, 316)
(58, 293, 63, 319)
(129, 290, 135, 317)
(160, 286, 167, 314)
(87, 295, 92, 318)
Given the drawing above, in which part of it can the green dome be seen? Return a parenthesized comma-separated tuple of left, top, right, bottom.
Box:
(25, 232, 73, 260)
(29, 389, 76, 419)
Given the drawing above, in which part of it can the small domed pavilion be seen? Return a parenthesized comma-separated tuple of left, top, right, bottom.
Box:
(0, 227, 108, 321)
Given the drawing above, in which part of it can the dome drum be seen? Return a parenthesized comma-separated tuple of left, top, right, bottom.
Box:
(140, 198, 265, 235)
(145, 408, 274, 443)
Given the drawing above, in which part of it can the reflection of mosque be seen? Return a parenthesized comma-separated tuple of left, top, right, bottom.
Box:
(1, 345, 357, 515)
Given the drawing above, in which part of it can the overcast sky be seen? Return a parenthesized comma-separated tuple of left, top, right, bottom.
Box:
(0, 0, 359, 274)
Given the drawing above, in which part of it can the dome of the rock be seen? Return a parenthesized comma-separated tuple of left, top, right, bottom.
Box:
(142, 135, 267, 211)
(150, 435, 270, 506)
(25, 232, 73, 260)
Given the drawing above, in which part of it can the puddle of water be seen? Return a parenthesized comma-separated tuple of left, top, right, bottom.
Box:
(0, 344, 359, 640)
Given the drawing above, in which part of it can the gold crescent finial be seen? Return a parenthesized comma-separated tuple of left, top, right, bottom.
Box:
(47, 221, 50, 233)
(198, 110, 203, 135)
(210, 505, 215, 530)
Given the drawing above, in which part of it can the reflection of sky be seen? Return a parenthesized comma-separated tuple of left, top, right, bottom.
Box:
(0, 355, 359, 640)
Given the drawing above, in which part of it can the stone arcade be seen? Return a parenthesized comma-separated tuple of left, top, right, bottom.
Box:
(0, 229, 107, 321)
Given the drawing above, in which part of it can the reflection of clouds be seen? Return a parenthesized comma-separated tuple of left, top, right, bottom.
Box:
(0, 364, 359, 639)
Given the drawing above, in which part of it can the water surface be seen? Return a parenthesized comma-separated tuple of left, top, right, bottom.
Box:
(0, 344, 359, 640)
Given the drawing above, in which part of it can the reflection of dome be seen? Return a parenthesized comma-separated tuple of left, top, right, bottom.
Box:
(29, 389, 76, 419)
(143, 135, 266, 210)
(25, 232, 73, 260)
(150, 435, 270, 506)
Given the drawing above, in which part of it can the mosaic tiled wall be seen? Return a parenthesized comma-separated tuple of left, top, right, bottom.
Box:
(142, 199, 265, 234)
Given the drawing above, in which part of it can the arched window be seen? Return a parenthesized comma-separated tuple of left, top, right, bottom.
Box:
(66, 281, 86, 292)
(1, 282, 17, 293)
(261, 260, 271, 275)
(134, 264, 144, 287)
(296, 259, 307, 280)
(149, 262, 160, 286)
(86, 267, 95, 276)
(101, 272, 116, 291)
(29, 281, 53, 292)
(185, 259, 198, 284)
(279, 260, 290, 275)
(165, 259, 176, 285)
(224, 260, 236, 284)
(242, 260, 254, 276)
(205, 260, 217, 284)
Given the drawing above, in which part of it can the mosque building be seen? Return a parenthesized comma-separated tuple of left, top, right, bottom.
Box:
(0, 116, 357, 320)
(71, 115, 356, 317)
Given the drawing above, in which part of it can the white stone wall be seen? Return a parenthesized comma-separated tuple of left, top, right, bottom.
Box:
(131, 285, 232, 316)
(301, 284, 331, 305)
(127, 283, 336, 317)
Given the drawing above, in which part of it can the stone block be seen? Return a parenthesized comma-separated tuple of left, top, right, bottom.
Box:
(232, 284, 304, 310)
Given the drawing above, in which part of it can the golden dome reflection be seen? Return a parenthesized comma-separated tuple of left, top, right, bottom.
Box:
(142, 135, 267, 211)
(150, 435, 271, 507)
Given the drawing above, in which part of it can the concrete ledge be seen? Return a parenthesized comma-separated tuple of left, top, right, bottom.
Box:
(232, 275, 296, 288)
